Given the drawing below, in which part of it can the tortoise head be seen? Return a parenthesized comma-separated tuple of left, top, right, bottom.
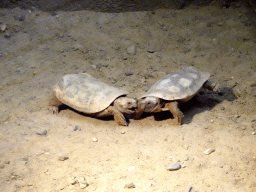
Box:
(138, 96, 162, 113)
(114, 96, 138, 114)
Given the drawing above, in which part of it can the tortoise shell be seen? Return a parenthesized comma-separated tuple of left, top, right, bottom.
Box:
(141, 67, 210, 102)
(53, 73, 127, 113)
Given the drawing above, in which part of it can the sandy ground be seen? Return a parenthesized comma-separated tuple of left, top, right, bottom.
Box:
(0, 2, 256, 192)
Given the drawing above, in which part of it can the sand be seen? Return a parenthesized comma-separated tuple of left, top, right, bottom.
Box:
(0, 2, 256, 191)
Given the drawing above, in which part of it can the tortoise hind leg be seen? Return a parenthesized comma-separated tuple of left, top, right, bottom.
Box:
(99, 106, 128, 126)
(165, 101, 184, 125)
(48, 96, 63, 114)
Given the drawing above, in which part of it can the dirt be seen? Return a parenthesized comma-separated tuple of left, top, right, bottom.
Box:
(0, 2, 256, 192)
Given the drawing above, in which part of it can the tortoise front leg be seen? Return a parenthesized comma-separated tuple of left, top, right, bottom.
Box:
(103, 106, 128, 126)
(134, 105, 144, 120)
(165, 101, 184, 125)
(48, 96, 63, 114)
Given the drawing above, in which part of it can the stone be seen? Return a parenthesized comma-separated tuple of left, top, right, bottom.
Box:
(167, 163, 181, 171)
(124, 182, 135, 188)
(36, 130, 47, 135)
(127, 45, 136, 55)
(58, 154, 69, 161)
(204, 148, 215, 155)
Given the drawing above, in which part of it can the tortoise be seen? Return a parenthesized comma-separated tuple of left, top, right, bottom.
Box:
(136, 67, 218, 125)
(48, 73, 137, 126)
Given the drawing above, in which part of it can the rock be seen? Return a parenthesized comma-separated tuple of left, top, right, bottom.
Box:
(204, 148, 215, 155)
(73, 125, 79, 131)
(58, 154, 69, 161)
(147, 49, 155, 53)
(92, 137, 98, 142)
(127, 45, 136, 55)
(167, 163, 181, 171)
(4, 160, 10, 164)
(36, 130, 47, 135)
(124, 182, 135, 188)
(78, 177, 88, 189)
(125, 72, 133, 76)
(128, 166, 135, 171)
(0, 24, 7, 32)
(68, 176, 77, 185)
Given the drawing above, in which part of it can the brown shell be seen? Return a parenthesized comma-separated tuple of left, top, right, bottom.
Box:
(141, 67, 210, 102)
(53, 73, 127, 113)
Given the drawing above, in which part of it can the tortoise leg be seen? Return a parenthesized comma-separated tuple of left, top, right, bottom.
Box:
(48, 96, 63, 114)
(165, 101, 184, 125)
(134, 105, 144, 120)
(100, 106, 128, 126)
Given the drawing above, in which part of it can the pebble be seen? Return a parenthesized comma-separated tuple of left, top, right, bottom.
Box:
(78, 177, 88, 189)
(127, 45, 136, 55)
(121, 131, 125, 134)
(68, 176, 77, 185)
(1, 24, 7, 32)
(125, 72, 133, 76)
(252, 132, 256, 135)
(167, 163, 181, 171)
(147, 49, 155, 53)
(58, 154, 69, 161)
(92, 137, 98, 142)
(124, 182, 135, 188)
(128, 166, 135, 171)
(36, 130, 47, 135)
(73, 125, 79, 131)
(4, 160, 10, 164)
(204, 148, 215, 155)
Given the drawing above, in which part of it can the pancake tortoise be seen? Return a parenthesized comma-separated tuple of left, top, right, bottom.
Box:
(136, 67, 219, 125)
(48, 73, 137, 126)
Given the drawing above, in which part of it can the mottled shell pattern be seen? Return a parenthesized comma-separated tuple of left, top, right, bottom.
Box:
(53, 73, 128, 113)
(141, 67, 210, 101)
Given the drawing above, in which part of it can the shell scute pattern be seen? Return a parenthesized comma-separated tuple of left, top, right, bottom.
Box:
(53, 73, 127, 113)
(142, 67, 210, 101)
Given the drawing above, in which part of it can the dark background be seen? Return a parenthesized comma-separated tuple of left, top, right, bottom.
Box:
(0, 0, 256, 12)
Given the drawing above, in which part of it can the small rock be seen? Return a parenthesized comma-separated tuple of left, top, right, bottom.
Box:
(125, 72, 133, 76)
(127, 45, 136, 55)
(58, 154, 69, 161)
(167, 163, 181, 171)
(147, 49, 155, 53)
(73, 125, 79, 131)
(204, 148, 215, 155)
(1, 24, 7, 32)
(4, 160, 10, 164)
(121, 131, 125, 134)
(124, 182, 135, 189)
(252, 132, 256, 135)
(128, 166, 135, 171)
(80, 183, 88, 189)
(92, 137, 98, 142)
(68, 176, 77, 185)
(36, 130, 47, 135)
(78, 177, 88, 189)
